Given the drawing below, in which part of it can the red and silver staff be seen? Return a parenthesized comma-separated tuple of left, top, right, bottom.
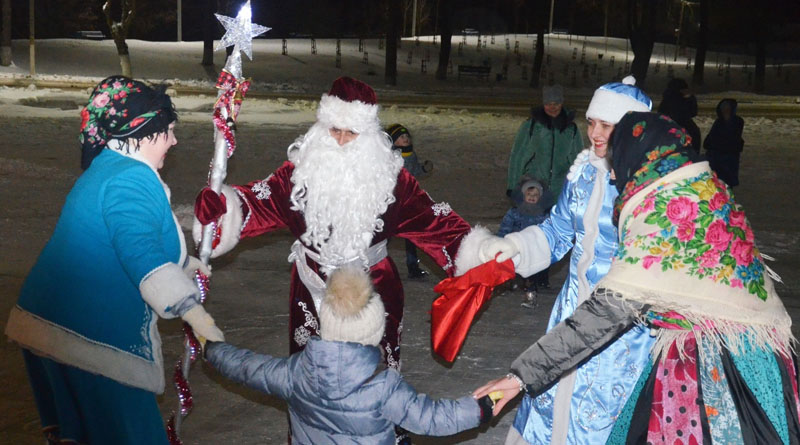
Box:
(168, 2, 269, 442)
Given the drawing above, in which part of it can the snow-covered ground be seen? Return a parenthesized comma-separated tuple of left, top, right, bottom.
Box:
(1, 37, 799, 444)
(2, 35, 800, 102)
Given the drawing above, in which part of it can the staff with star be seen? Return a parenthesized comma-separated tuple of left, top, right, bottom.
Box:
(167, 1, 269, 442)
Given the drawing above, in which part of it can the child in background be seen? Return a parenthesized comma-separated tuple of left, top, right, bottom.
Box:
(498, 178, 553, 308)
(387, 123, 430, 280)
(204, 267, 494, 445)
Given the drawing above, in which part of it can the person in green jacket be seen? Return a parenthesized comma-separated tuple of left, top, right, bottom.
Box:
(507, 84, 584, 200)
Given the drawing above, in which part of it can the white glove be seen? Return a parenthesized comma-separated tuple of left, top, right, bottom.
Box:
(183, 255, 212, 279)
(181, 305, 225, 342)
(479, 237, 520, 263)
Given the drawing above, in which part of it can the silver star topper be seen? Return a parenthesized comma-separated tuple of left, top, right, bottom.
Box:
(215, 0, 270, 78)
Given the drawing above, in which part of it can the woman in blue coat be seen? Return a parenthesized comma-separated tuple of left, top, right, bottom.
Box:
(479, 77, 657, 444)
(4, 76, 224, 444)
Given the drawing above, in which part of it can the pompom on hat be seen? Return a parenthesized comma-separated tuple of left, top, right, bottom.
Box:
(319, 266, 385, 347)
(316, 76, 381, 134)
(585, 75, 652, 124)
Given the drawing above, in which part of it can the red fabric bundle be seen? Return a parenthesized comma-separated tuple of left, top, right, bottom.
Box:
(431, 259, 515, 362)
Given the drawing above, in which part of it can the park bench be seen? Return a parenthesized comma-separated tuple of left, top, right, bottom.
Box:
(457, 65, 491, 81)
(75, 31, 105, 40)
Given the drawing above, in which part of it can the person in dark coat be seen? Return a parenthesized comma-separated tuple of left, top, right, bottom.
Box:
(387, 123, 430, 280)
(205, 267, 494, 445)
(657, 78, 701, 152)
(704, 98, 745, 187)
(507, 84, 584, 200)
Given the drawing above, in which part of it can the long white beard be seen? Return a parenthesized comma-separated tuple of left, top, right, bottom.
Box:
(288, 122, 403, 271)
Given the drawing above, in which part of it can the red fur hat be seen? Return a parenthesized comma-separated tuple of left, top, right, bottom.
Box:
(317, 77, 380, 133)
(327, 76, 378, 105)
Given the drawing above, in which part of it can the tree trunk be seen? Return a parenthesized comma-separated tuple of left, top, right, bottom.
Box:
(385, 0, 400, 85)
(119, 53, 132, 77)
(201, 0, 214, 66)
(628, 0, 656, 86)
(530, 28, 544, 88)
(1, 0, 11, 66)
(692, 0, 708, 86)
(754, 32, 766, 93)
(103, 0, 136, 77)
(434, 0, 452, 80)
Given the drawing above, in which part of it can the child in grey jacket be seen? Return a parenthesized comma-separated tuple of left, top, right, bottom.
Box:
(205, 267, 493, 445)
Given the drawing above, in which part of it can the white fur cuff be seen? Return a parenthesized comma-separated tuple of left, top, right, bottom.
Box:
(316, 94, 380, 134)
(506, 226, 552, 278)
(454, 226, 495, 276)
(191, 184, 244, 258)
(140, 262, 199, 319)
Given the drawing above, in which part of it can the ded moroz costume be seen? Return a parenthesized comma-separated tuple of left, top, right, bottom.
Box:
(193, 77, 489, 369)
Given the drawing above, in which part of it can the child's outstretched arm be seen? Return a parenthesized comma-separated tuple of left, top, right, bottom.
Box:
(380, 372, 492, 436)
(205, 342, 293, 400)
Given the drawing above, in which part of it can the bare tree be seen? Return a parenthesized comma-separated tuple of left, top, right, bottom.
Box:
(529, 0, 547, 88)
(434, 0, 453, 80)
(103, 0, 136, 77)
(691, 0, 708, 87)
(627, 0, 657, 86)
(1, 0, 10, 66)
(385, 0, 401, 85)
(754, 27, 766, 93)
(201, 0, 216, 66)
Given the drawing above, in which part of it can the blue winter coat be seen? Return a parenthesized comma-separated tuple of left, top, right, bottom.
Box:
(206, 337, 481, 444)
(505, 152, 655, 444)
(497, 208, 548, 238)
(5, 149, 192, 394)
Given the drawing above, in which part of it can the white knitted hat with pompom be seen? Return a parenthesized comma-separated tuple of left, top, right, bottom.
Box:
(319, 266, 385, 347)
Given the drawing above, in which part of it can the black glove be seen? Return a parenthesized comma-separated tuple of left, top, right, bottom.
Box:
(477, 395, 494, 423)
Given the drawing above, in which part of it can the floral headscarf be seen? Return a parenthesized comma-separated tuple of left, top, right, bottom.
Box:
(611, 112, 702, 222)
(79, 76, 177, 170)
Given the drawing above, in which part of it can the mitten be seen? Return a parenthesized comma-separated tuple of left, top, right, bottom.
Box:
(183, 255, 212, 279)
(181, 305, 224, 342)
(194, 187, 227, 225)
(479, 237, 519, 263)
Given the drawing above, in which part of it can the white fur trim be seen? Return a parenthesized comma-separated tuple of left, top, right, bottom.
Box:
(139, 262, 199, 319)
(454, 226, 494, 276)
(585, 88, 652, 124)
(566, 148, 592, 182)
(5, 305, 165, 393)
(191, 184, 244, 258)
(316, 94, 380, 133)
(506, 226, 551, 278)
(319, 294, 385, 346)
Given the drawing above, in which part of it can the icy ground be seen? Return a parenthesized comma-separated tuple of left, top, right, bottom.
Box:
(0, 86, 798, 443)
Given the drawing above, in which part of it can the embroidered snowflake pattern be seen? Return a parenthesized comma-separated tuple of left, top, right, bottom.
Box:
(385, 344, 400, 370)
(441, 246, 453, 270)
(294, 326, 311, 346)
(432, 202, 452, 216)
(251, 175, 273, 200)
(298, 301, 319, 331)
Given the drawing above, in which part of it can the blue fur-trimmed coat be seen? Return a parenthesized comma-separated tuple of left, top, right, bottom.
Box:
(5, 149, 198, 394)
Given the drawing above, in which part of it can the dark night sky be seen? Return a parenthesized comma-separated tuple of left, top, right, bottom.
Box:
(5, 0, 800, 58)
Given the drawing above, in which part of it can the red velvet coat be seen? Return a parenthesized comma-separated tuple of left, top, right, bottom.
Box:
(232, 161, 471, 367)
